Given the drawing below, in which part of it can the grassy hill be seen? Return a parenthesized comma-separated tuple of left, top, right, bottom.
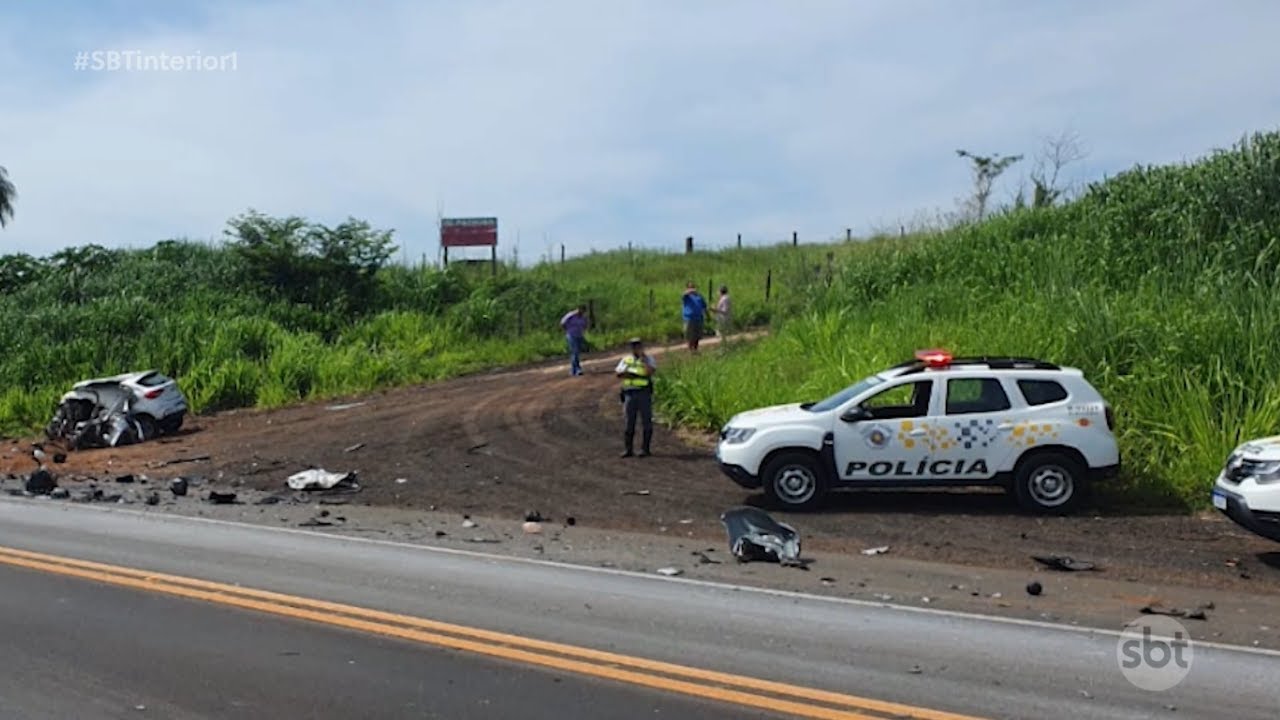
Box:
(0, 216, 852, 436)
(4, 128, 1276, 509)
(656, 129, 1280, 508)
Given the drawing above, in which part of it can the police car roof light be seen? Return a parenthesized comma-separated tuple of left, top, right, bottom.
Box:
(914, 349, 953, 368)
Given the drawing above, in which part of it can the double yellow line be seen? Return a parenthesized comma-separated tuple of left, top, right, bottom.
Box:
(0, 544, 986, 720)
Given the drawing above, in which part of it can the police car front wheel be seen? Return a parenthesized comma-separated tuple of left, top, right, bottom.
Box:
(761, 452, 827, 510)
(1013, 452, 1086, 514)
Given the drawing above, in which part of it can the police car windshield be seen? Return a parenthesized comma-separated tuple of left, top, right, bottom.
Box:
(805, 376, 883, 413)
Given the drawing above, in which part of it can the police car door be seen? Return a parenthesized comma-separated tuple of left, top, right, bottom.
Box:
(926, 375, 1014, 481)
(833, 378, 936, 482)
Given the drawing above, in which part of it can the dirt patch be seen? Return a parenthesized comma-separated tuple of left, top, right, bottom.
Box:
(2, 335, 1277, 601)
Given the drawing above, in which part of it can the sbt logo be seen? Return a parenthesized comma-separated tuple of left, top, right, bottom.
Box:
(1116, 615, 1193, 691)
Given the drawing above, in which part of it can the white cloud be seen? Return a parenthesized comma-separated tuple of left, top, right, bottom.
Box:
(1, 0, 1279, 262)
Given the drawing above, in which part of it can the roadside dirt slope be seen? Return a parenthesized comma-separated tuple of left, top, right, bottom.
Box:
(3, 337, 1277, 594)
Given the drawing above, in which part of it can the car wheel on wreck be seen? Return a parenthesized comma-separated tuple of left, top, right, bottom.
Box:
(761, 451, 828, 511)
(135, 414, 159, 442)
(159, 414, 184, 434)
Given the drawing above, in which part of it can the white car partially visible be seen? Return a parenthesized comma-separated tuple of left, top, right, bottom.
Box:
(1212, 436, 1280, 543)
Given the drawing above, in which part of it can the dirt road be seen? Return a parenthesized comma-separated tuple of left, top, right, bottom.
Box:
(3, 336, 1277, 595)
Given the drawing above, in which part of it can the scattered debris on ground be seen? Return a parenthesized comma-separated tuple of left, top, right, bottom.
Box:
(286, 469, 359, 492)
(206, 491, 238, 505)
(170, 478, 189, 497)
(1140, 601, 1214, 620)
(656, 566, 683, 577)
(720, 506, 804, 567)
(1032, 555, 1098, 572)
(1027, 581, 1043, 596)
(861, 546, 890, 556)
(343, 443, 365, 453)
(25, 469, 57, 495)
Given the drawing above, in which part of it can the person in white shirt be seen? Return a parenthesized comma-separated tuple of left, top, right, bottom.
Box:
(714, 285, 732, 338)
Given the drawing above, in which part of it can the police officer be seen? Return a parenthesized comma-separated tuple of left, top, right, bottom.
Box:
(615, 337, 657, 457)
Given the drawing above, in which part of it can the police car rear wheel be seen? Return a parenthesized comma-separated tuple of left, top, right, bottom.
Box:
(1014, 452, 1085, 514)
(762, 452, 826, 510)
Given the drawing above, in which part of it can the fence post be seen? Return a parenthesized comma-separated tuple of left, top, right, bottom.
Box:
(845, 228, 851, 242)
(685, 236, 694, 254)
(765, 269, 772, 302)
(491, 245, 497, 277)
(792, 231, 798, 247)
(560, 244, 565, 263)
(736, 233, 742, 249)
(518, 307, 524, 336)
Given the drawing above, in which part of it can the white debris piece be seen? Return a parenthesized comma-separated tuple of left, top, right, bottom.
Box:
(861, 546, 890, 556)
(286, 469, 354, 491)
(656, 567, 683, 577)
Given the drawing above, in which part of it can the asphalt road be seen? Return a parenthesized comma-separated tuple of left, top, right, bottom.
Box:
(0, 563, 776, 720)
(1, 498, 1277, 720)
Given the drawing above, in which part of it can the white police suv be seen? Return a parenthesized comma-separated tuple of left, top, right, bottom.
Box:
(1211, 437, 1280, 543)
(715, 350, 1120, 513)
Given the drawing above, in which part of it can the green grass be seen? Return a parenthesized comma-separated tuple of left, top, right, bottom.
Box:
(656, 129, 1280, 510)
(5, 128, 1278, 511)
(0, 231, 853, 436)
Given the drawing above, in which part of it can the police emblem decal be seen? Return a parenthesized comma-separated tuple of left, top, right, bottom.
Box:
(865, 424, 891, 449)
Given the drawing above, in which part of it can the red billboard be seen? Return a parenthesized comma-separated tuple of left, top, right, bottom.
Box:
(441, 217, 498, 247)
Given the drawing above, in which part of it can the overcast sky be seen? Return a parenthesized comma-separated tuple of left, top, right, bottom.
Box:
(2, 0, 1278, 265)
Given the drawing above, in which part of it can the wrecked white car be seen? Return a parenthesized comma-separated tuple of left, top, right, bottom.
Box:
(45, 370, 188, 449)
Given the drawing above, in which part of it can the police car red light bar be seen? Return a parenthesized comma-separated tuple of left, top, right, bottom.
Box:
(914, 349, 952, 367)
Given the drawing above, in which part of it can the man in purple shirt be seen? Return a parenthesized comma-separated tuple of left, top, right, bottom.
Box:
(560, 305, 589, 376)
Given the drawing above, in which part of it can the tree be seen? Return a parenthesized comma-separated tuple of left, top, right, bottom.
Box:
(1029, 130, 1087, 208)
(0, 166, 15, 228)
(956, 149, 1022, 222)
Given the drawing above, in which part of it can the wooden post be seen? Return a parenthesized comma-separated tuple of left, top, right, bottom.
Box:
(792, 230, 798, 247)
(765, 269, 772, 302)
(845, 228, 852, 242)
(736, 233, 742, 249)
(443, 246, 449, 266)
(560, 244, 565, 263)
(518, 307, 524, 336)
(685, 236, 694, 254)
(491, 245, 497, 277)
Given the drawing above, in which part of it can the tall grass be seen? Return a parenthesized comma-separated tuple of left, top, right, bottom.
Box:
(658, 129, 1280, 509)
(0, 232, 849, 435)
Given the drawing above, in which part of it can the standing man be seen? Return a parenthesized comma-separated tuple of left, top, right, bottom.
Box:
(616, 337, 657, 457)
(681, 281, 710, 352)
(714, 284, 732, 339)
(560, 304, 589, 376)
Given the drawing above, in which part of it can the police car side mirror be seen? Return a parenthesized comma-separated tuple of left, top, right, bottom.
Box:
(840, 407, 871, 423)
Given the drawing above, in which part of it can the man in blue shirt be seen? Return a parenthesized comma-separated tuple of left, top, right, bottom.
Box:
(681, 282, 709, 352)
(559, 305, 589, 376)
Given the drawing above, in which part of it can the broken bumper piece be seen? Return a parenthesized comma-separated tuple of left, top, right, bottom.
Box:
(720, 506, 802, 566)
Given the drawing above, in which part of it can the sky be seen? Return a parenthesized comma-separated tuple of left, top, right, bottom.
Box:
(2, 0, 1279, 265)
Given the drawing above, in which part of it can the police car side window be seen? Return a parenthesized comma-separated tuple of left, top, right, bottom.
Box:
(1017, 379, 1068, 405)
(945, 378, 1011, 415)
(861, 381, 932, 419)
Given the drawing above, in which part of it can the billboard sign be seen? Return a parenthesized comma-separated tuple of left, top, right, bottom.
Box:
(441, 217, 498, 247)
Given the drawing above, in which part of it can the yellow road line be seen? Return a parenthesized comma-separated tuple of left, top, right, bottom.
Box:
(0, 545, 986, 720)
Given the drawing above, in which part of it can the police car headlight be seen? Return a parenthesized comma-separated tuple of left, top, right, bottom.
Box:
(721, 427, 756, 444)
(1252, 461, 1280, 484)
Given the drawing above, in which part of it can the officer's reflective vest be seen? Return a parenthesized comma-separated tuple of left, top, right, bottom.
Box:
(620, 356, 653, 390)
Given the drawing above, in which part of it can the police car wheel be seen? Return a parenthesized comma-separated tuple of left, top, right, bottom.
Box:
(1013, 452, 1086, 514)
(761, 452, 827, 510)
